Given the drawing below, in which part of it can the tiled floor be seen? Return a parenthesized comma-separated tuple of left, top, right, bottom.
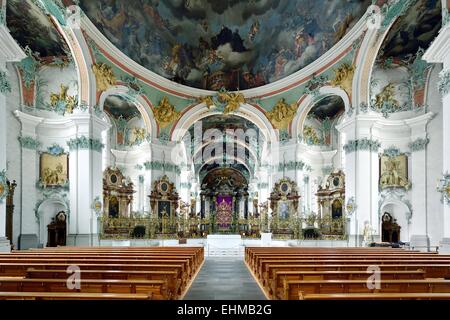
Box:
(183, 257, 267, 300)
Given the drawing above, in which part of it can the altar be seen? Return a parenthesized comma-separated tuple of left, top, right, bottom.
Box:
(207, 234, 242, 248)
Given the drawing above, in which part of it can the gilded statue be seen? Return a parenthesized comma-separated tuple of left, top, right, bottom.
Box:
(374, 83, 400, 111)
(217, 91, 245, 114)
(197, 96, 215, 109)
(92, 62, 116, 92)
(266, 98, 298, 129)
(330, 63, 355, 95)
(50, 84, 77, 114)
(303, 125, 322, 145)
(153, 96, 180, 129)
(129, 127, 146, 145)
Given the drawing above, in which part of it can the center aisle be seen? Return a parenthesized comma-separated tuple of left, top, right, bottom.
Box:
(183, 257, 267, 300)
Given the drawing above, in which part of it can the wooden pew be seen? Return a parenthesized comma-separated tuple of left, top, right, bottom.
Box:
(0, 258, 193, 279)
(26, 268, 181, 298)
(0, 292, 152, 300)
(298, 292, 450, 300)
(0, 277, 170, 300)
(257, 259, 450, 280)
(282, 279, 450, 300)
(270, 270, 425, 298)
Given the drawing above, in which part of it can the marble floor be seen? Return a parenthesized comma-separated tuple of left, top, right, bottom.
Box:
(183, 257, 267, 300)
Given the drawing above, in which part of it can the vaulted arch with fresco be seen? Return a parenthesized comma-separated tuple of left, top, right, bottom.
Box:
(0, 0, 448, 257)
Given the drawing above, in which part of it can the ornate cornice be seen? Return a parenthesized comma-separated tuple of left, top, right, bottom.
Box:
(409, 137, 429, 152)
(18, 136, 42, 150)
(143, 161, 181, 174)
(343, 138, 381, 154)
(67, 136, 104, 152)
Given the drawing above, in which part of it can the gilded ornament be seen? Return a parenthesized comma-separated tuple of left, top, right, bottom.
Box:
(330, 63, 355, 95)
(153, 97, 180, 129)
(217, 91, 245, 114)
(373, 83, 400, 111)
(49, 84, 77, 114)
(197, 96, 215, 109)
(266, 98, 298, 129)
(92, 63, 116, 91)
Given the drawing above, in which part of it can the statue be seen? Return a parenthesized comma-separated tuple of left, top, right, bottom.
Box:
(362, 221, 375, 246)
(266, 98, 298, 129)
(217, 91, 245, 114)
(92, 63, 116, 92)
(49, 84, 77, 114)
(330, 63, 355, 95)
(374, 83, 400, 111)
(154, 96, 180, 129)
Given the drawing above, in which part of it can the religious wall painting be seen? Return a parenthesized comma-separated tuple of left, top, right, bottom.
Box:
(78, 0, 371, 90)
(379, 154, 411, 190)
(39, 152, 69, 188)
(377, 0, 442, 62)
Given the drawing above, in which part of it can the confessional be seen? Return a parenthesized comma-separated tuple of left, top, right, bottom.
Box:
(47, 211, 67, 247)
(381, 212, 401, 243)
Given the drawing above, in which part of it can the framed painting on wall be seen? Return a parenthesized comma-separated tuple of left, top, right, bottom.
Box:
(379, 154, 410, 189)
(39, 153, 69, 188)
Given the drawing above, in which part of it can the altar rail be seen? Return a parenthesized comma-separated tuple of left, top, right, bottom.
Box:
(99, 216, 349, 240)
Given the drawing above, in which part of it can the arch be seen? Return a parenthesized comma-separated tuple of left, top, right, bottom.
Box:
(197, 156, 252, 177)
(98, 85, 158, 139)
(171, 103, 277, 145)
(191, 139, 259, 166)
(379, 198, 412, 243)
(291, 86, 350, 139)
(36, 196, 70, 248)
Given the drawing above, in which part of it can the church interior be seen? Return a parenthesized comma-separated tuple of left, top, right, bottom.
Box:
(1, 0, 450, 301)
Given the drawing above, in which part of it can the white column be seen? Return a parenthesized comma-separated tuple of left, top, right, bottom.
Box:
(337, 117, 380, 246)
(68, 113, 108, 246)
(0, 23, 26, 251)
(423, 23, 450, 251)
(14, 112, 44, 248)
(407, 114, 434, 248)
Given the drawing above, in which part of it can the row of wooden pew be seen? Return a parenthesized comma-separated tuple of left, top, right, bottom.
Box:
(0, 246, 204, 300)
(245, 247, 450, 300)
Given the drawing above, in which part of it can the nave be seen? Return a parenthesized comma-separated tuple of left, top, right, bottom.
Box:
(1, 245, 450, 300)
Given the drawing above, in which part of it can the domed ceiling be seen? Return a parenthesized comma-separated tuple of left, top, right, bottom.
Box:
(79, 0, 372, 91)
(377, 0, 441, 63)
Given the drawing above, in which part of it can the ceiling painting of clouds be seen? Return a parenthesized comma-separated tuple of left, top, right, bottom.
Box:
(79, 0, 372, 90)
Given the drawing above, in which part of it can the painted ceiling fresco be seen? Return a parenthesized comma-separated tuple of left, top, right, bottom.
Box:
(309, 95, 345, 120)
(104, 95, 141, 120)
(6, 0, 69, 58)
(79, 0, 372, 90)
(378, 0, 441, 62)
